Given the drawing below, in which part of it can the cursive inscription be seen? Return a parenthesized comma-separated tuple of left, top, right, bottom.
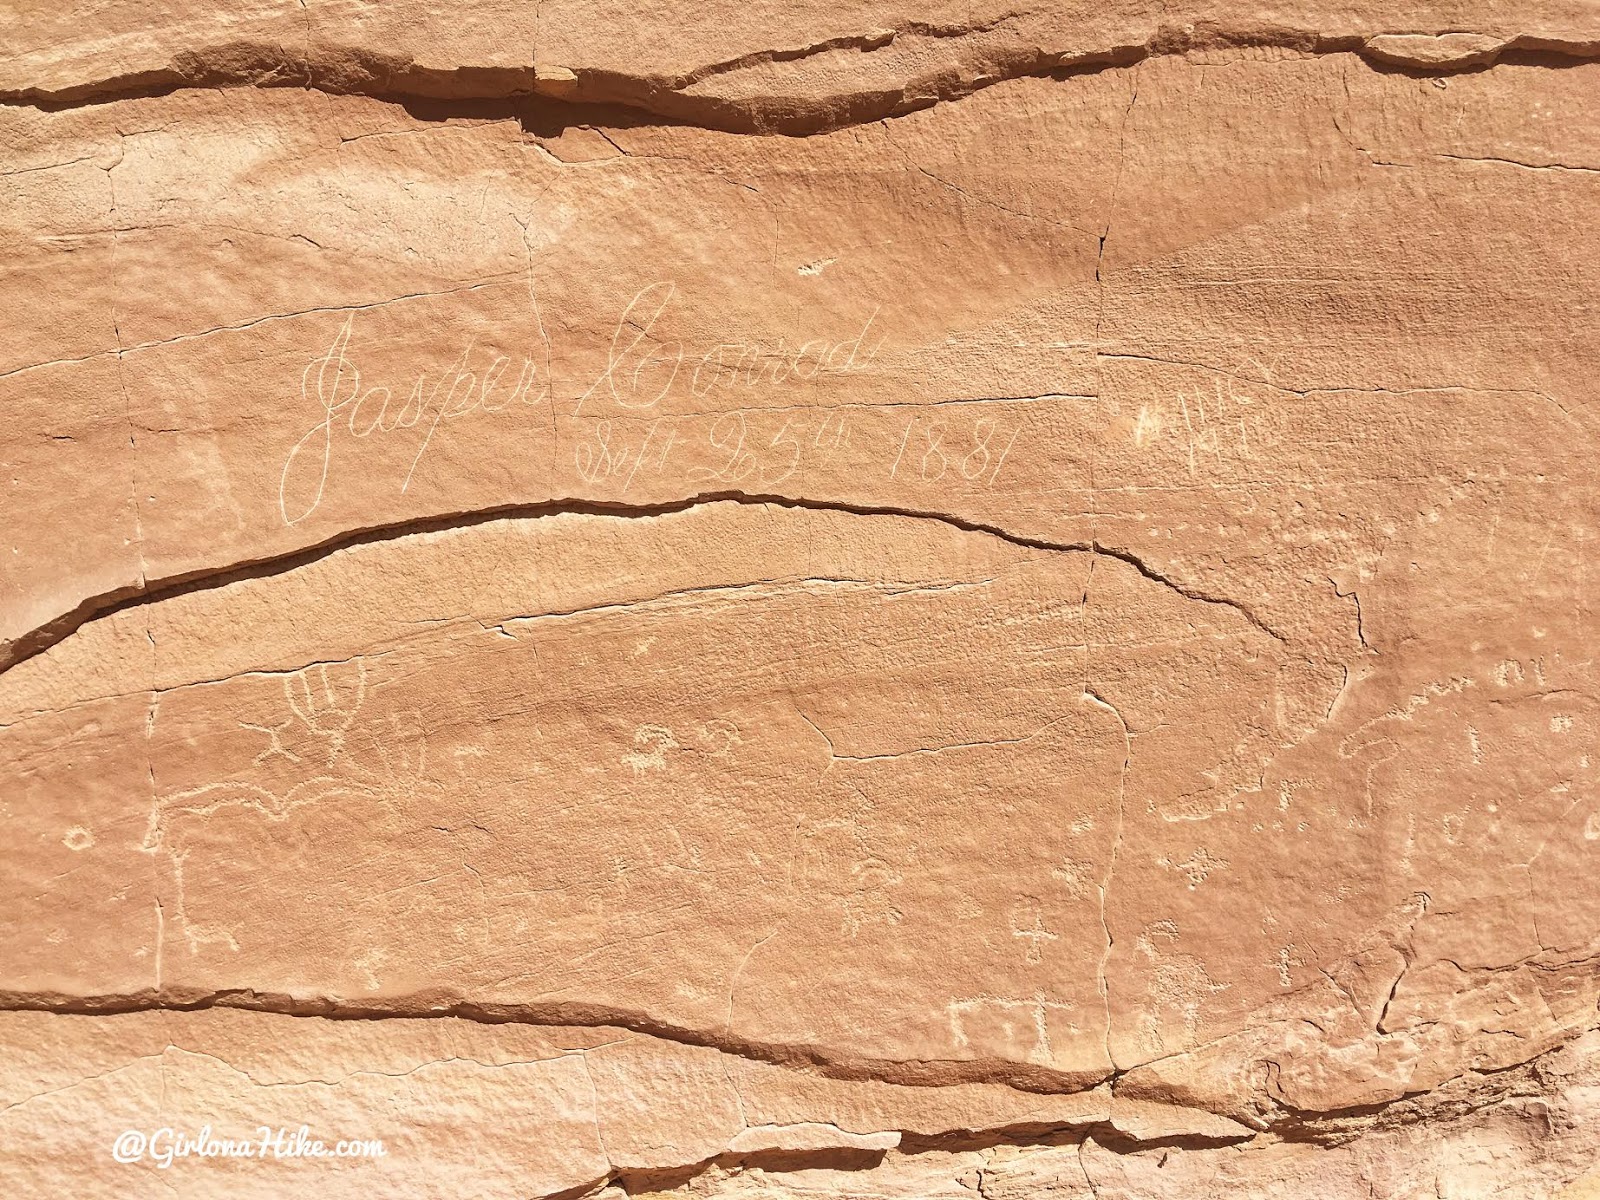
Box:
(888, 414, 1019, 487)
(575, 282, 883, 415)
(279, 315, 551, 525)
(280, 279, 892, 525)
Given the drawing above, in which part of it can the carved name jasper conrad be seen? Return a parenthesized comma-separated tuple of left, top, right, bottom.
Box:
(279, 280, 884, 525)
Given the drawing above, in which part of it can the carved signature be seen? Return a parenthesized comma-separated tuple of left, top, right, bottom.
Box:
(279, 280, 885, 526)
(278, 315, 551, 525)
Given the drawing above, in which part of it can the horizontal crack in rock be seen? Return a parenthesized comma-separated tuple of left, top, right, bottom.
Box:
(0, 984, 1109, 1095)
(4, 986, 1593, 1160)
(2, 25, 1597, 134)
(0, 491, 1285, 686)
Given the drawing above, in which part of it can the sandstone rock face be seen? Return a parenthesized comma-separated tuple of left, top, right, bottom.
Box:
(2, 3, 1598, 1196)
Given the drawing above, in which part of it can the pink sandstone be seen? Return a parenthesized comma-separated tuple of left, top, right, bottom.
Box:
(1, 2, 1598, 1195)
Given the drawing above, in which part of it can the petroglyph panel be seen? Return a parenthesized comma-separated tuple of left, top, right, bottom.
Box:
(2, 4, 1599, 1196)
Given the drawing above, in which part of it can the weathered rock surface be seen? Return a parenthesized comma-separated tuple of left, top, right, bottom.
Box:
(2, 1, 1598, 1195)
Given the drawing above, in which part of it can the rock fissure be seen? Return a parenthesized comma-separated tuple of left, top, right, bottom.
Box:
(4, 27, 1598, 135)
(0, 492, 1287, 684)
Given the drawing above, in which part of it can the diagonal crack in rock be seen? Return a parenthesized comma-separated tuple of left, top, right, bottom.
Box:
(0, 491, 1286, 685)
